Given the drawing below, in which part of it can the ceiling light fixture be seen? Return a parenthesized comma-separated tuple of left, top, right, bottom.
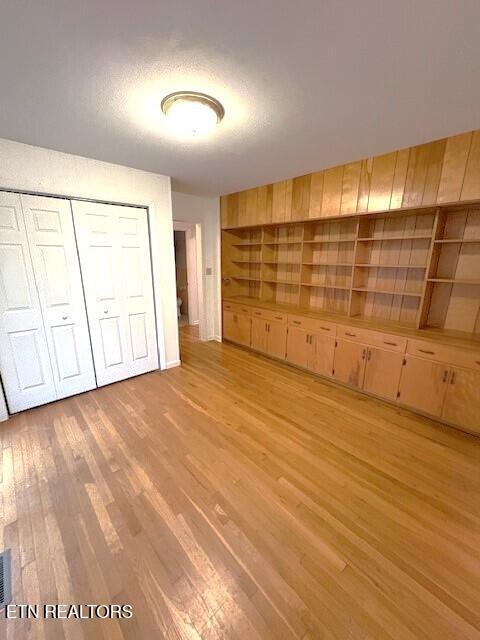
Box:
(161, 91, 224, 137)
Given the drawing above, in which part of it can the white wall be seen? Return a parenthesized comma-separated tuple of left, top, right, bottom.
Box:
(0, 137, 180, 387)
(172, 192, 221, 341)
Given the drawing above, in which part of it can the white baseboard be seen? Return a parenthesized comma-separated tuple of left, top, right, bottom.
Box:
(165, 359, 181, 369)
(213, 334, 222, 342)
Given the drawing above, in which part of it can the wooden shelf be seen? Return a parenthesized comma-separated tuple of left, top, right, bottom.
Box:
(357, 235, 432, 242)
(232, 260, 261, 264)
(263, 279, 299, 286)
(303, 238, 355, 244)
(303, 262, 353, 267)
(301, 283, 351, 291)
(352, 287, 422, 297)
(263, 240, 302, 245)
(354, 263, 427, 269)
(230, 275, 262, 282)
(428, 278, 480, 285)
(434, 238, 480, 244)
(232, 242, 262, 247)
(222, 204, 480, 334)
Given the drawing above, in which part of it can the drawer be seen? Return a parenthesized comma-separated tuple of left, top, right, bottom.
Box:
(337, 325, 406, 352)
(407, 338, 480, 371)
(250, 307, 287, 323)
(223, 301, 251, 316)
(288, 314, 336, 335)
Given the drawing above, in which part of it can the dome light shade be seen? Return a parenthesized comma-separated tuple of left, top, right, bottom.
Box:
(161, 91, 224, 137)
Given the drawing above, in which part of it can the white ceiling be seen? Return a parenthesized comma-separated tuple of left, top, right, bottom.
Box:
(1, 1, 479, 196)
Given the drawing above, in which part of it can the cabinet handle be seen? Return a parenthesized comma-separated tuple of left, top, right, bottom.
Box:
(367, 349, 372, 360)
(267, 323, 270, 333)
(62, 315, 68, 320)
(362, 348, 366, 360)
(293, 320, 301, 325)
(275, 316, 283, 320)
(419, 348, 434, 355)
(104, 309, 109, 314)
(442, 369, 449, 383)
(305, 334, 309, 343)
(309, 335, 313, 344)
(345, 331, 356, 337)
(450, 371, 455, 385)
(383, 341, 397, 347)
(320, 326, 331, 331)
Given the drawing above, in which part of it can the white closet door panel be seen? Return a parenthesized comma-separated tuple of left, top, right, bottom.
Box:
(72, 201, 158, 386)
(118, 207, 158, 376)
(21, 195, 96, 399)
(0, 192, 57, 412)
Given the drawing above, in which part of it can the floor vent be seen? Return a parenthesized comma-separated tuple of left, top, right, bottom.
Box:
(0, 550, 12, 609)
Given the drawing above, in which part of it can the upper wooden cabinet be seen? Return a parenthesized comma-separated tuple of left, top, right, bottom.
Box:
(221, 130, 480, 229)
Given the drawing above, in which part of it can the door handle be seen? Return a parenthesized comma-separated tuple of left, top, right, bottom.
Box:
(104, 309, 109, 314)
(62, 315, 68, 321)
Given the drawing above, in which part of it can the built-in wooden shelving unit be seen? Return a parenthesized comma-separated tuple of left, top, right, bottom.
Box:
(222, 202, 480, 339)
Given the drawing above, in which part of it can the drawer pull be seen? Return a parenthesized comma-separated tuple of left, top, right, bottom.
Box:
(320, 326, 331, 331)
(383, 341, 397, 347)
(345, 331, 356, 337)
(450, 371, 456, 384)
(292, 320, 301, 325)
(418, 348, 435, 355)
(254, 311, 262, 315)
(275, 316, 283, 320)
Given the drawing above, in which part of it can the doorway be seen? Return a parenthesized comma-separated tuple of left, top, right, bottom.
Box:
(173, 221, 201, 335)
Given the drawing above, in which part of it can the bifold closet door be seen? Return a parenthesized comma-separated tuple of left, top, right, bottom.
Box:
(21, 195, 96, 399)
(0, 192, 58, 411)
(72, 201, 159, 386)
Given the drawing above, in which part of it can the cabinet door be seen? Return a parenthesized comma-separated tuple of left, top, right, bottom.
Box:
(333, 339, 366, 388)
(311, 333, 335, 377)
(72, 202, 159, 386)
(251, 317, 268, 353)
(267, 321, 287, 360)
(397, 356, 448, 416)
(363, 347, 403, 401)
(285, 326, 311, 368)
(0, 192, 57, 412)
(442, 368, 480, 434)
(223, 311, 251, 347)
(22, 195, 96, 400)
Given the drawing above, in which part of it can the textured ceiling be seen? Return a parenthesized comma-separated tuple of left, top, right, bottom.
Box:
(0, 1, 479, 195)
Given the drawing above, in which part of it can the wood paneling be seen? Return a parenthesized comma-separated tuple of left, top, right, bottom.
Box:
(367, 152, 397, 212)
(321, 166, 344, 217)
(221, 129, 480, 229)
(437, 131, 472, 203)
(340, 161, 362, 214)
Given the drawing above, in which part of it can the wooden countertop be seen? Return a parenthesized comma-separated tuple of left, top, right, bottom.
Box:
(223, 295, 480, 352)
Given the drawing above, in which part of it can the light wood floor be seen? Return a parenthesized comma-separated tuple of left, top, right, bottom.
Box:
(1, 326, 480, 639)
